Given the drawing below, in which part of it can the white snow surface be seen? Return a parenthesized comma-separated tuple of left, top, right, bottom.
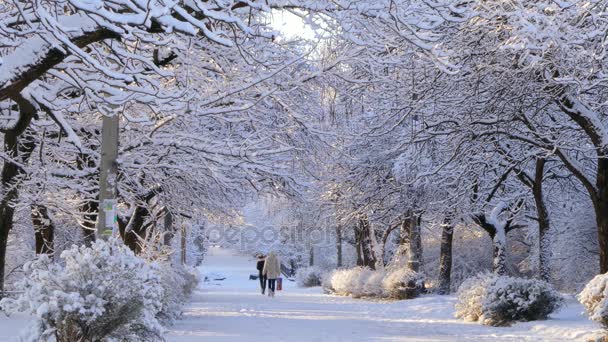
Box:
(0, 246, 603, 341)
(165, 247, 602, 341)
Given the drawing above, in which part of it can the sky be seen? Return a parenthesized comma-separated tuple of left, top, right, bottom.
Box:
(270, 10, 317, 40)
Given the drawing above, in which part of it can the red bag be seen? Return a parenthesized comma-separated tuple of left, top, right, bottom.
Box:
(277, 277, 283, 291)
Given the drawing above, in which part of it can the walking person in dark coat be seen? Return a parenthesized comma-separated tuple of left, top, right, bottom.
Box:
(256, 254, 267, 295)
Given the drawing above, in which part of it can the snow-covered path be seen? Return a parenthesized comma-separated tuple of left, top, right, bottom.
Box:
(166, 247, 602, 341)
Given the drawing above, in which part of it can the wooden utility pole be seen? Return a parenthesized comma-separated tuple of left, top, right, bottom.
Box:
(96, 115, 119, 239)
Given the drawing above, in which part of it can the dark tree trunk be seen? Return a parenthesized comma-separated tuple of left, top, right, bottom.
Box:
(80, 199, 98, 246)
(472, 211, 516, 276)
(438, 219, 454, 295)
(596, 157, 608, 274)
(31, 204, 54, 256)
(405, 212, 424, 297)
(531, 158, 551, 281)
(553, 94, 608, 273)
(407, 213, 422, 273)
(121, 205, 149, 254)
(181, 225, 187, 265)
(492, 230, 507, 275)
(396, 217, 411, 262)
(309, 246, 314, 266)
(118, 186, 160, 254)
(355, 225, 364, 266)
(163, 210, 173, 246)
(0, 205, 15, 298)
(335, 225, 342, 267)
(359, 217, 377, 270)
(0, 95, 35, 296)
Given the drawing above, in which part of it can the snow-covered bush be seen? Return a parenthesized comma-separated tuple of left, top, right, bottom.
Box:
(0, 238, 164, 342)
(156, 263, 199, 324)
(296, 266, 324, 287)
(325, 267, 365, 296)
(324, 267, 424, 299)
(579, 273, 608, 328)
(324, 267, 377, 297)
(138, 234, 200, 324)
(455, 273, 563, 326)
(362, 270, 386, 298)
(382, 268, 425, 299)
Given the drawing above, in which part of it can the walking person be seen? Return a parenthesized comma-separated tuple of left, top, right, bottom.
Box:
(262, 251, 281, 297)
(256, 254, 267, 295)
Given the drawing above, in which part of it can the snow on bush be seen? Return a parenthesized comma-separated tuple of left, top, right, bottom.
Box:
(363, 270, 386, 298)
(296, 266, 324, 287)
(578, 273, 608, 328)
(382, 268, 425, 299)
(325, 267, 364, 296)
(323, 267, 424, 299)
(139, 236, 200, 324)
(0, 238, 164, 342)
(324, 267, 372, 297)
(156, 263, 199, 324)
(455, 273, 563, 326)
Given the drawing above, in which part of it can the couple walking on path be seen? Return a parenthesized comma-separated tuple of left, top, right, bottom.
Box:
(256, 252, 281, 297)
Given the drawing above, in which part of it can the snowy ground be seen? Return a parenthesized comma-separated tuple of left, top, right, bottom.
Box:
(0, 247, 602, 341)
(166, 247, 603, 341)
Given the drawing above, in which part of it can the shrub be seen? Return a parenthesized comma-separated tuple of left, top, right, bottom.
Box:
(382, 268, 425, 299)
(296, 266, 324, 287)
(326, 267, 367, 296)
(0, 238, 164, 342)
(324, 267, 368, 297)
(138, 231, 199, 325)
(156, 263, 199, 324)
(323, 266, 424, 299)
(455, 273, 563, 326)
(362, 270, 385, 298)
(579, 273, 608, 328)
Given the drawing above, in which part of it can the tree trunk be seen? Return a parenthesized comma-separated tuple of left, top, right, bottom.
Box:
(403, 211, 424, 298)
(0, 205, 15, 298)
(473, 211, 511, 276)
(438, 219, 454, 295)
(492, 226, 507, 275)
(532, 158, 551, 281)
(163, 210, 173, 246)
(596, 157, 608, 274)
(31, 204, 54, 256)
(553, 95, 608, 274)
(121, 205, 149, 254)
(0, 95, 35, 296)
(355, 225, 364, 266)
(335, 225, 342, 267)
(359, 217, 377, 270)
(407, 213, 422, 273)
(393, 217, 411, 266)
(309, 246, 314, 266)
